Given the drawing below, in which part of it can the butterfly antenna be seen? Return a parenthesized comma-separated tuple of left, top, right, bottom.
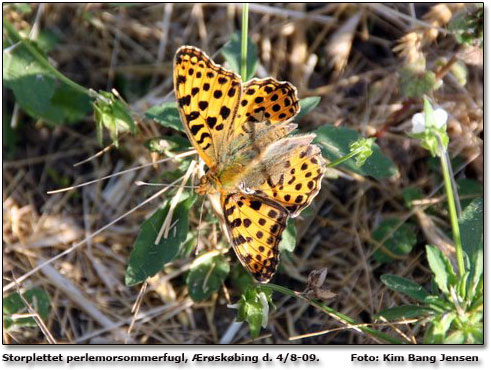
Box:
(135, 181, 198, 189)
(73, 139, 120, 167)
(47, 150, 196, 194)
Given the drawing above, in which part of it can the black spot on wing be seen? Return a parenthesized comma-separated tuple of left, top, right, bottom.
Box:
(249, 200, 262, 210)
(220, 106, 231, 120)
(206, 117, 217, 129)
(190, 124, 204, 135)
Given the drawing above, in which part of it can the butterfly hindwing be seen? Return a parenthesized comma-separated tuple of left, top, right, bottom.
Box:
(222, 193, 288, 282)
(238, 134, 326, 217)
(174, 46, 242, 167)
(256, 142, 326, 217)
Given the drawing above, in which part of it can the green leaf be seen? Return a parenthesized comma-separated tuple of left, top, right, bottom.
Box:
(45, 83, 92, 124)
(375, 305, 434, 321)
(457, 178, 483, 209)
(4, 43, 55, 114)
(296, 96, 321, 121)
(428, 312, 457, 344)
(443, 330, 466, 344)
(3, 41, 91, 125)
(279, 219, 297, 253)
(459, 198, 483, 298)
(3, 288, 51, 329)
(464, 323, 483, 344)
(186, 252, 230, 302)
(427, 155, 465, 175)
(145, 102, 184, 132)
(173, 232, 197, 260)
(372, 219, 417, 263)
(425, 245, 457, 295)
(459, 198, 483, 265)
(229, 263, 254, 294)
(469, 250, 483, 303)
(144, 135, 190, 154)
(402, 187, 424, 208)
(35, 30, 60, 54)
(125, 195, 194, 286)
(423, 295, 452, 312)
(380, 274, 430, 303)
(232, 285, 273, 338)
(314, 125, 398, 180)
(239, 300, 263, 338)
(422, 97, 437, 128)
(221, 31, 258, 81)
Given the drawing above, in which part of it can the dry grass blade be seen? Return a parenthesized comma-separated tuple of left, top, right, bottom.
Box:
(289, 319, 419, 341)
(155, 160, 196, 243)
(228, 3, 335, 24)
(4, 175, 184, 293)
(39, 263, 129, 342)
(47, 150, 196, 194)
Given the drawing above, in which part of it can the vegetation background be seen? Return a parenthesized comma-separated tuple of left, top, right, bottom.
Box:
(3, 3, 483, 344)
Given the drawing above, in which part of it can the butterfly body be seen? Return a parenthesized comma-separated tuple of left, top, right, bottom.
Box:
(197, 165, 243, 195)
(174, 46, 326, 282)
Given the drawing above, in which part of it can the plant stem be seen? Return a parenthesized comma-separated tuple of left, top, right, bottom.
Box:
(327, 147, 362, 168)
(3, 19, 91, 97)
(435, 55, 458, 81)
(240, 3, 249, 80)
(262, 283, 405, 344)
(438, 140, 465, 277)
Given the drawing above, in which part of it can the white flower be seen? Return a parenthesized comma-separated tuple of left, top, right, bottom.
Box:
(411, 112, 426, 134)
(433, 108, 448, 128)
(411, 108, 448, 134)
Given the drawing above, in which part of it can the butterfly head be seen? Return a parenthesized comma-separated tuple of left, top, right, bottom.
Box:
(197, 171, 221, 195)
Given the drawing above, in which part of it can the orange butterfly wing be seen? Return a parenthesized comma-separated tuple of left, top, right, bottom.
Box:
(174, 46, 242, 167)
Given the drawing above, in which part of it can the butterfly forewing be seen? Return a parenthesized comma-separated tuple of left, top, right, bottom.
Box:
(174, 46, 242, 167)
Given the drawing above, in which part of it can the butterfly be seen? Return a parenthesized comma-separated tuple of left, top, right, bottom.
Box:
(173, 46, 326, 282)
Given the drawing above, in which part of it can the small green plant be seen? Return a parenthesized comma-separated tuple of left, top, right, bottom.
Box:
(92, 90, 136, 147)
(314, 125, 398, 179)
(3, 288, 51, 330)
(228, 285, 274, 338)
(377, 98, 483, 344)
(449, 5, 483, 48)
(3, 19, 135, 146)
